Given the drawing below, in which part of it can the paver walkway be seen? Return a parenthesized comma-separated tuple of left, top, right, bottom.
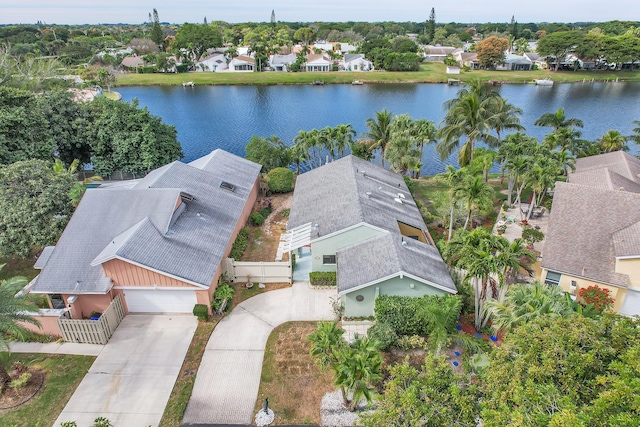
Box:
(54, 315, 197, 427)
(183, 282, 335, 425)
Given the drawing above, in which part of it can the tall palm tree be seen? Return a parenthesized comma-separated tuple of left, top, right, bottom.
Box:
(543, 126, 584, 156)
(457, 174, 494, 230)
(363, 109, 394, 168)
(487, 97, 525, 145)
(288, 140, 308, 174)
(630, 120, 640, 145)
(0, 265, 41, 386)
(534, 108, 584, 131)
(333, 124, 356, 158)
(332, 335, 382, 411)
(599, 130, 628, 153)
(484, 281, 574, 333)
(436, 80, 500, 166)
(384, 136, 421, 175)
(438, 165, 467, 240)
(412, 119, 437, 178)
(293, 129, 320, 169)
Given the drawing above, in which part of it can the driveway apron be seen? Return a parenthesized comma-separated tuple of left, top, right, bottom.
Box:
(183, 282, 335, 425)
(54, 315, 197, 427)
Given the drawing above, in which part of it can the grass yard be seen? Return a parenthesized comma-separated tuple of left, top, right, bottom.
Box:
(115, 63, 640, 87)
(0, 353, 95, 427)
(0, 257, 39, 282)
(254, 322, 335, 425)
(159, 320, 217, 427)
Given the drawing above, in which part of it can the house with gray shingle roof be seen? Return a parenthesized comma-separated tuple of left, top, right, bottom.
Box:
(288, 156, 456, 317)
(541, 151, 640, 316)
(29, 149, 261, 322)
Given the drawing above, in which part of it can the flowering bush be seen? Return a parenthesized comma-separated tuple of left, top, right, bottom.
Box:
(579, 285, 614, 312)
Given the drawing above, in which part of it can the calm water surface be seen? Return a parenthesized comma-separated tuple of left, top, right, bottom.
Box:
(117, 82, 640, 175)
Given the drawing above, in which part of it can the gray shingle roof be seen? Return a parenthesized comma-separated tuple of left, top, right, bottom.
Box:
(572, 151, 640, 183)
(613, 222, 640, 257)
(337, 233, 456, 294)
(31, 150, 261, 294)
(541, 181, 640, 287)
(290, 156, 454, 293)
(568, 168, 640, 193)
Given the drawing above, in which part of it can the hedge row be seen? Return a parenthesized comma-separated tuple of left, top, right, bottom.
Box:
(374, 294, 461, 336)
(309, 271, 337, 287)
(229, 227, 249, 260)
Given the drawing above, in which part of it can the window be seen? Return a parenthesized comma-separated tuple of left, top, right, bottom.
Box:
(50, 294, 66, 309)
(322, 255, 336, 265)
(545, 271, 561, 286)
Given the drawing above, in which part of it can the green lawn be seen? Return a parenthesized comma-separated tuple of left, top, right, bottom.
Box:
(0, 353, 95, 427)
(0, 257, 39, 282)
(115, 63, 640, 87)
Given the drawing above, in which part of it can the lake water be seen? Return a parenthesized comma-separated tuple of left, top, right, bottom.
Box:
(117, 81, 640, 176)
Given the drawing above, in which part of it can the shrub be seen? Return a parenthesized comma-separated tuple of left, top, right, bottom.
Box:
(266, 167, 295, 193)
(281, 208, 290, 217)
(229, 227, 249, 259)
(403, 175, 415, 193)
(367, 322, 398, 351)
(259, 207, 272, 218)
(211, 283, 235, 313)
(176, 64, 188, 73)
(192, 304, 209, 321)
(137, 66, 155, 74)
(396, 335, 429, 351)
(93, 418, 113, 427)
(9, 372, 31, 391)
(374, 294, 462, 336)
(522, 227, 545, 244)
(61, 423, 78, 427)
(579, 285, 615, 312)
(250, 212, 265, 226)
(309, 271, 337, 287)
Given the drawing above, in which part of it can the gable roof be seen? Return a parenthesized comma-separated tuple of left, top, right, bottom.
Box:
(121, 56, 144, 68)
(569, 167, 640, 193)
(270, 54, 297, 65)
(31, 150, 261, 294)
(337, 232, 456, 294)
(572, 151, 640, 183)
(306, 54, 331, 64)
(344, 53, 366, 63)
(541, 181, 640, 287)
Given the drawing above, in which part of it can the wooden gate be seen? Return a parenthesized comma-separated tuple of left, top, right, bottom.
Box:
(57, 294, 126, 344)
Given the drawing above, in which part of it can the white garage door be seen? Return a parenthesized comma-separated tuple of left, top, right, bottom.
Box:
(620, 289, 640, 316)
(124, 289, 198, 313)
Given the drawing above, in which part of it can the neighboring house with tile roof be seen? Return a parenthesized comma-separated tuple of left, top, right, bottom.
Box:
(28, 150, 261, 329)
(541, 151, 640, 315)
(305, 54, 332, 72)
(287, 156, 456, 317)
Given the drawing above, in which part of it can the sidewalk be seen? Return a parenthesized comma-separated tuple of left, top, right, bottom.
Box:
(9, 341, 104, 356)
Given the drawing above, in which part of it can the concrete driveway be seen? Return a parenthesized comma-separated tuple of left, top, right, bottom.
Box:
(54, 315, 197, 427)
(183, 282, 335, 425)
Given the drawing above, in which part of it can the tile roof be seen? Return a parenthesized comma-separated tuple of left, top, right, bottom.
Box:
(31, 150, 261, 294)
(541, 181, 640, 287)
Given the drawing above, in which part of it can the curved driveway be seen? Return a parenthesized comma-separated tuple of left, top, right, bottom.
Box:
(183, 282, 335, 425)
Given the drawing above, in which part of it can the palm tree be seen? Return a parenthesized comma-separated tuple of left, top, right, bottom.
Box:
(333, 124, 356, 158)
(332, 335, 382, 411)
(419, 295, 462, 355)
(487, 97, 525, 145)
(293, 129, 320, 169)
(457, 174, 494, 230)
(438, 165, 467, 240)
(412, 119, 437, 178)
(288, 140, 308, 175)
(471, 147, 496, 183)
(384, 136, 421, 175)
(534, 108, 584, 131)
(543, 126, 584, 156)
(630, 120, 640, 145)
(599, 130, 628, 153)
(308, 321, 346, 369)
(363, 110, 394, 168)
(0, 265, 41, 386)
(484, 281, 574, 333)
(436, 80, 499, 167)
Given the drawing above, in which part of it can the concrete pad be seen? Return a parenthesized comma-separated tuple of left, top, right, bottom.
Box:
(206, 308, 274, 351)
(9, 341, 104, 356)
(54, 315, 197, 427)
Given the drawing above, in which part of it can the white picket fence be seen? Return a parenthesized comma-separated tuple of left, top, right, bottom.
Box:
(58, 294, 126, 344)
(223, 258, 292, 284)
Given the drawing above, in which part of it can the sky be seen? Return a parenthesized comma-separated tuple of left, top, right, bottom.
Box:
(0, 0, 637, 25)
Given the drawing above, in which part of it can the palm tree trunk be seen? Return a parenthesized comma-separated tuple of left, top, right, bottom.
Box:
(507, 175, 516, 206)
(474, 277, 482, 330)
(380, 146, 385, 168)
(526, 190, 536, 220)
(0, 363, 11, 387)
(341, 386, 350, 408)
(464, 210, 472, 230)
(448, 205, 455, 241)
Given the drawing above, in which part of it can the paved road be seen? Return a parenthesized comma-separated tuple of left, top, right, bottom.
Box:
(183, 282, 335, 425)
(54, 315, 197, 427)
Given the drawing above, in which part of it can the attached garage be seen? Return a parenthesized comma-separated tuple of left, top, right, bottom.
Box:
(620, 288, 640, 317)
(123, 288, 198, 313)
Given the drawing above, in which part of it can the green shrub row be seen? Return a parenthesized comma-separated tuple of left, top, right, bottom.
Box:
(136, 66, 155, 74)
(192, 304, 209, 321)
(211, 282, 235, 313)
(250, 212, 265, 226)
(374, 294, 461, 336)
(309, 271, 337, 287)
(229, 227, 249, 260)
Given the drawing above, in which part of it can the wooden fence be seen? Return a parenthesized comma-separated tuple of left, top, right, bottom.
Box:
(223, 258, 292, 284)
(58, 294, 126, 345)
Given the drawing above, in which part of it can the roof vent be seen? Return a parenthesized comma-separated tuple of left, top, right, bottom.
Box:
(402, 240, 408, 247)
(180, 192, 195, 202)
(397, 193, 406, 199)
(394, 197, 403, 204)
(365, 191, 372, 198)
(220, 181, 235, 192)
(360, 170, 366, 177)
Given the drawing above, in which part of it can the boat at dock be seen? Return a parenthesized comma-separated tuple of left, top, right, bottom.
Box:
(534, 77, 554, 86)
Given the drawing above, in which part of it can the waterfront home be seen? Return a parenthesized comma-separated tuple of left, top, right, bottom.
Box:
(541, 151, 640, 316)
(195, 52, 228, 72)
(305, 53, 332, 72)
(287, 156, 456, 318)
(269, 54, 297, 72)
(423, 45, 462, 62)
(229, 55, 256, 72)
(26, 150, 261, 336)
(496, 53, 533, 71)
(341, 54, 373, 71)
(523, 52, 548, 69)
(454, 51, 480, 69)
(120, 55, 145, 70)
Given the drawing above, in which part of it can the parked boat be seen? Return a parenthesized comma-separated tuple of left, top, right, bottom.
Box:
(447, 78, 461, 85)
(312, 80, 325, 86)
(534, 77, 554, 86)
(351, 80, 364, 85)
(182, 81, 195, 87)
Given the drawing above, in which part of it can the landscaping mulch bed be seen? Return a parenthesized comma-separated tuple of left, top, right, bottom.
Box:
(0, 369, 45, 411)
(242, 193, 292, 263)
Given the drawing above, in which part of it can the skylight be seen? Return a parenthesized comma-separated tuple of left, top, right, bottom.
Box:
(220, 181, 235, 192)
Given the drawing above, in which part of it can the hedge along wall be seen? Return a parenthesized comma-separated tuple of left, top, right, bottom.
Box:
(374, 294, 461, 336)
(309, 271, 337, 287)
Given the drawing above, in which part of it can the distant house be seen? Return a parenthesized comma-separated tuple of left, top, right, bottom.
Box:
(342, 53, 373, 71)
(523, 52, 548, 69)
(27, 150, 261, 335)
(541, 151, 640, 316)
(423, 45, 462, 62)
(454, 52, 479, 69)
(497, 54, 533, 71)
(121, 55, 145, 69)
(269, 54, 297, 72)
(229, 55, 255, 72)
(305, 54, 332, 72)
(196, 53, 228, 72)
(286, 156, 456, 317)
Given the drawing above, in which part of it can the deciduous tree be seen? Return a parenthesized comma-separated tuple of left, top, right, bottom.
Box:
(475, 36, 510, 68)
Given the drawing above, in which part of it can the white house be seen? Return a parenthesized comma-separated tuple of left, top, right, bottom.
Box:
(342, 54, 373, 71)
(269, 54, 297, 72)
(496, 53, 533, 71)
(305, 54, 332, 72)
(195, 53, 228, 72)
(229, 55, 255, 72)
